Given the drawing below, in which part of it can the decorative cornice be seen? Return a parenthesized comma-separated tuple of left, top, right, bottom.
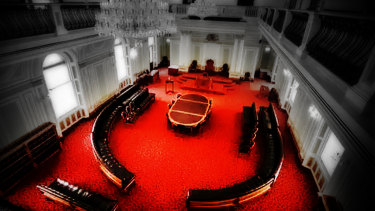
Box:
(0, 33, 107, 67)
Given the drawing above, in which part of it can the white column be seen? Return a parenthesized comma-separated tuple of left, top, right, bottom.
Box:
(178, 31, 192, 69)
(235, 39, 245, 73)
(271, 56, 279, 83)
(230, 38, 239, 72)
(50, 5, 68, 35)
(297, 12, 318, 56)
(153, 36, 159, 67)
(229, 35, 245, 78)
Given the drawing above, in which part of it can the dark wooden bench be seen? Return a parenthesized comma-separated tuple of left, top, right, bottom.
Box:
(37, 178, 118, 211)
(134, 70, 150, 87)
(131, 88, 155, 113)
(91, 84, 155, 191)
(0, 122, 60, 196)
(186, 104, 283, 208)
(239, 102, 258, 153)
(121, 88, 155, 123)
(91, 85, 139, 190)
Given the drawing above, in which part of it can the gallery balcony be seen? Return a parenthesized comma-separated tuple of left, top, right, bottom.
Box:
(257, 6, 375, 160)
(0, 2, 101, 57)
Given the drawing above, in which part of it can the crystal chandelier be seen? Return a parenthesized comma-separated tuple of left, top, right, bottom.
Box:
(95, 0, 177, 39)
(187, 0, 218, 18)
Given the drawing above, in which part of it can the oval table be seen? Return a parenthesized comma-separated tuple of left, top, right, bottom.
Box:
(167, 94, 212, 132)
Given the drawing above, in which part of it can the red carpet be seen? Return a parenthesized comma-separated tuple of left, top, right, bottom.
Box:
(6, 68, 319, 210)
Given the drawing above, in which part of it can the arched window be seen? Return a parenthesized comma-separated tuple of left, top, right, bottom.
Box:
(114, 38, 130, 81)
(43, 53, 78, 118)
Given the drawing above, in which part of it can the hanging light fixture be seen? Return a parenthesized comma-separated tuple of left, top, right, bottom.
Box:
(187, 0, 218, 19)
(95, 0, 177, 39)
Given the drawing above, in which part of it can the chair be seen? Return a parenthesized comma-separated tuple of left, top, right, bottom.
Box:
(188, 60, 199, 73)
(204, 59, 215, 75)
(220, 63, 229, 77)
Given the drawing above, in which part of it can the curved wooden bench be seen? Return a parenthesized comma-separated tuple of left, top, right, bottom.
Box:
(91, 100, 136, 190)
(187, 104, 283, 208)
(91, 84, 157, 191)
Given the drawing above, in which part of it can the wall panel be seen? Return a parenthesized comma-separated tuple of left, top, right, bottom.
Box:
(170, 40, 180, 66)
(80, 57, 117, 113)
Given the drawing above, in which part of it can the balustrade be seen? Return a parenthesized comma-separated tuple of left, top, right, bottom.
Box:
(169, 4, 188, 15)
(245, 7, 258, 17)
(0, 3, 99, 41)
(261, 8, 268, 22)
(170, 4, 258, 19)
(307, 0, 322, 11)
(267, 9, 274, 26)
(273, 10, 286, 33)
(61, 5, 99, 31)
(0, 5, 54, 41)
(288, 0, 298, 9)
(306, 16, 375, 85)
(284, 12, 308, 46)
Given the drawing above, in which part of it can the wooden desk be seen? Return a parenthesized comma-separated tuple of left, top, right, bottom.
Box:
(165, 79, 174, 93)
(168, 65, 179, 76)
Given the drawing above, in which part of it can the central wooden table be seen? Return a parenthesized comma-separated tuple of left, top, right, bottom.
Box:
(167, 94, 212, 130)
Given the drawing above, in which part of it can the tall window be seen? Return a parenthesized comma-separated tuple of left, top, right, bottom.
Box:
(43, 53, 78, 118)
(288, 79, 299, 104)
(321, 132, 345, 176)
(114, 38, 130, 81)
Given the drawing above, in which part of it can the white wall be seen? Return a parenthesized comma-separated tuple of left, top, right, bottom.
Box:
(274, 56, 374, 210)
(170, 39, 180, 66)
(0, 37, 142, 148)
(241, 47, 259, 78)
(76, 39, 119, 113)
(0, 58, 51, 148)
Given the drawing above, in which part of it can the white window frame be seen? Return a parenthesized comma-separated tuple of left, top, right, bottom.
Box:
(320, 131, 345, 177)
(43, 53, 79, 119)
(114, 38, 131, 82)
